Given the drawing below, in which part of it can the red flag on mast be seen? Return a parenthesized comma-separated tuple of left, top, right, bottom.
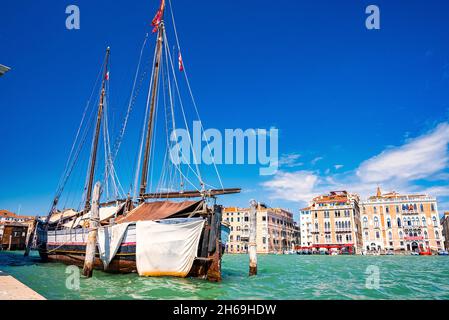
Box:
(151, 0, 165, 33)
(178, 52, 184, 72)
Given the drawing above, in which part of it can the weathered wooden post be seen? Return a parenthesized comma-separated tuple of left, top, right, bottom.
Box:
(8, 235, 12, 251)
(83, 182, 101, 277)
(24, 216, 38, 257)
(249, 199, 258, 276)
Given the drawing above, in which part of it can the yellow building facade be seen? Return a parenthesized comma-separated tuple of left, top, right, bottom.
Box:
(361, 188, 445, 253)
(308, 191, 363, 254)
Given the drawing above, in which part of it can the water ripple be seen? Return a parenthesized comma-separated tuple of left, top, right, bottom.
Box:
(1, 251, 448, 300)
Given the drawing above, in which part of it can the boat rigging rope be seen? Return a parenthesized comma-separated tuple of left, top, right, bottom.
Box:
(162, 31, 204, 189)
(167, 0, 225, 191)
(161, 36, 201, 192)
(132, 39, 159, 200)
(156, 53, 200, 194)
(53, 60, 105, 208)
(111, 34, 150, 163)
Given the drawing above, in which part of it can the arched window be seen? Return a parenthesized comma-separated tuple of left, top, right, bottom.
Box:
(424, 231, 428, 239)
(363, 217, 368, 228)
(397, 218, 402, 227)
(374, 216, 379, 228)
(432, 216, 438, 227)
(422, 217, 426, 226)
(387, 218, 391, 228)
(388, 231, 392, 240)
(399, 231, 403, 239)
(435, 231, 440, 239)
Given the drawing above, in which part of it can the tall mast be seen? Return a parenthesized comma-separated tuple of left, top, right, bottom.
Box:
(84, 47, 110, 212)
(139, 1, 166, 201)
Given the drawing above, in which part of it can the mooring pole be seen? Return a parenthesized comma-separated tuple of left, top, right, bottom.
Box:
(24, 216, 38, 257)
(83, 182, 101, 278)
(8, 235, 12, 251)
(249, 199, 258, 276)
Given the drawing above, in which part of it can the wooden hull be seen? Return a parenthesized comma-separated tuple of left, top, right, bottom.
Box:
(37, 206, 224, 281)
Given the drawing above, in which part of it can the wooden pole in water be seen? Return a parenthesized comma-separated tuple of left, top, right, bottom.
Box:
(83, 182, 102, 278)
(249, 199, 258, 276)
(8, 235, 12, 251)
(24, 217, 38, 257)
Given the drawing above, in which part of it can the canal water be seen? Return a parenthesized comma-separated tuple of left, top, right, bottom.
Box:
(1, 251, 448, 300)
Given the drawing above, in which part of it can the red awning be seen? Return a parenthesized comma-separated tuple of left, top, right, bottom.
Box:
(117, 200, 203, 223)
(311, 244, 354, 249)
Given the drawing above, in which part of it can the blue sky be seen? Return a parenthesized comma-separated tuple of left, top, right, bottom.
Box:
(1, 0, 449, 219)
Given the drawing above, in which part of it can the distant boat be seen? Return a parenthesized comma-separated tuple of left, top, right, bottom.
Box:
(438, 250, 448, 256)
(411, 252, 419, 256)
(419, 249, 432, 256)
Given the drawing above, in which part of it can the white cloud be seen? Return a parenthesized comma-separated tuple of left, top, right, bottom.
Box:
(261, 171, 320, 203)
(356, 123, 449, 183)
(278, 153, 303, 168)
(311, 156, 323, 165)
(334, 164, 344, 170)
(261, 122, 449, 209)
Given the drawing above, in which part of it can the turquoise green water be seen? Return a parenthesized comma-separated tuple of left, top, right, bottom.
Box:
(1, 251, 448, 300)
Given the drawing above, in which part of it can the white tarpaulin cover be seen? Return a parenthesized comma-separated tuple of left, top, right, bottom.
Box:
(62, 204, 124, 229)
(97, 222, 131, 269)
(136, 218, 205, 277)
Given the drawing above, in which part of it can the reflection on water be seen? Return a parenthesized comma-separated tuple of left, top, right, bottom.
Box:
(1, 251, 449, 300)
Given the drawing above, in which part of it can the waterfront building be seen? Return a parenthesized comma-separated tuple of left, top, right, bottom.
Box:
(440, 212, 449, 252)
(308, 191, 363, 254)
(223, 204, 298, 254)
(0, 222, 28, 250)
(0, 210, 34, 224)
(0, 210, 36, 242)
(299, 207, 313, 248)
(360, 187, 445, 253)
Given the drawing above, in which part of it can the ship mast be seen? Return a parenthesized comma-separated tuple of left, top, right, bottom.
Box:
(139, 1, 166, 202)
(84, 47, 110, 212)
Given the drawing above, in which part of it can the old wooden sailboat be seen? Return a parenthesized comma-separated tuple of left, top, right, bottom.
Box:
(33, 0, 239, 281)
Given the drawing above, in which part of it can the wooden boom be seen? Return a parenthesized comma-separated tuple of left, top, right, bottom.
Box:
(141, 188, 241, 199)
(99, 188, 240, 207)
